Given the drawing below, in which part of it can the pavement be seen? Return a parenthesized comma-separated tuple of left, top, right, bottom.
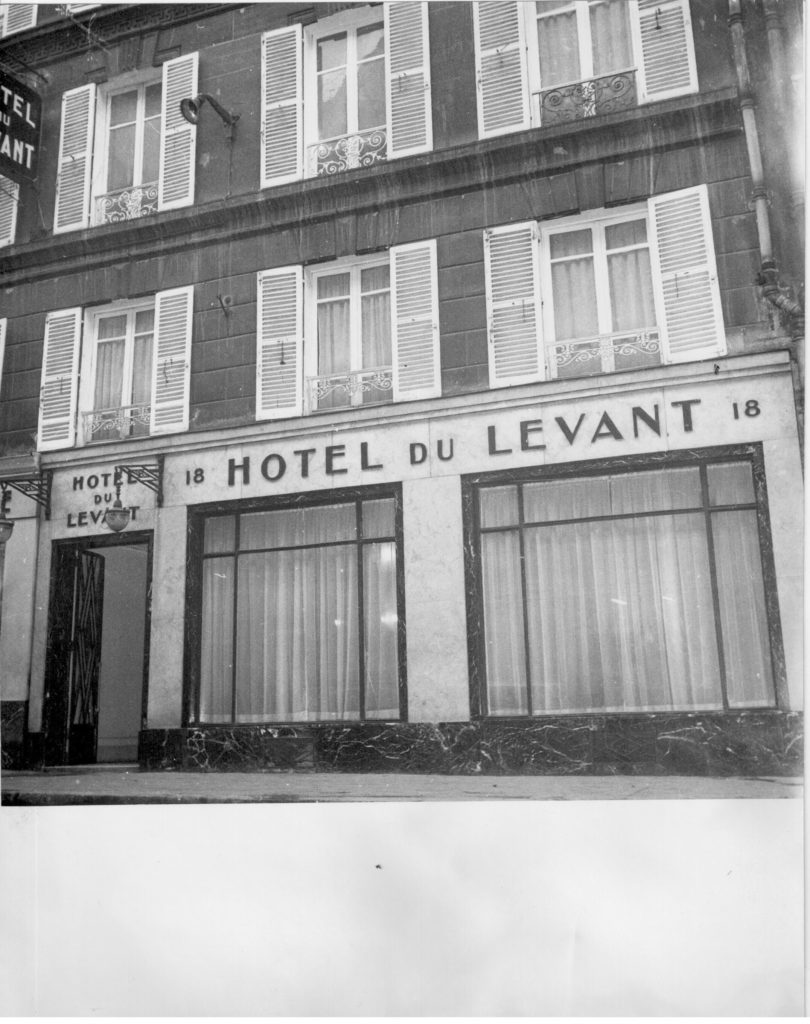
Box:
(1, 765, 803, 804)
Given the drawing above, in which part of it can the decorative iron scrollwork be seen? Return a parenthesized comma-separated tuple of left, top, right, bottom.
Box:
(308, 128, 387, 177)
(540, 70, 637, 127)
(308, 367, 394, 408)
(83, 404, 152, 441)
(96, 183, 158, 224)
(551, 330, 661, 376)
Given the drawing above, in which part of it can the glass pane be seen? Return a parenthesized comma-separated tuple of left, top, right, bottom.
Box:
(524, 515, 722, 712)
(605, 219, 647, 249)
(524, 477, 612, 522)
(318, 68, 347, 139)
(361, 291, 391, 368)
(97, 314, 127, 340)
(550, 229, 592, 258)
(107, 123, 136, 190)
(708, 462, 756, 505)
(608, 248, 656, 332)
(240, 503, 356, 550)
(142, 113, 161, 184)
(93, 339, 125, 409)
(317, 32, 346, 71)
(198, 556, 234, 723)
(609, 467, 702, 513)
(130, 334, 153, 407)
(482, 531, 528, 715)
(317, 272, 350, 299)
(361, 264, 390, 292)
(358, 55, 385, 130)
(364, 541, 400, 719)
(537, 7, 580, 87)
(362, 498, 395, 538)
(109, 89, 137, 127)
(204, 516, 236, 554)
(712, 510, 775, 707)
(318, 296, 351, 376)
(523, 468, 702, 521)
(234, 547, 360, 721)
(479, 486, 519, 528)
(590, 0, 632, 76)
(357, 23, 384, 60)
(134, 308, 155, 335)
(144, 82, 162, 118)
(551, 256, 598, 340)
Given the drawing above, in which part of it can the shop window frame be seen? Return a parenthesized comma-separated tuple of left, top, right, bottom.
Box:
(184, 484, 408, 728)
(462, 443, 788, 720)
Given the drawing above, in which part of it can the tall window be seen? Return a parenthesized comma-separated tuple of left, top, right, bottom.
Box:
(470, 456, 780, 717)
(543, 213, 658, 376)
(534, 0, 632, 90)
(308, 259, 393, 411)
(195, 493, 403, 724)
(86, 304, 154, 441)
(98, 82, 162, 223)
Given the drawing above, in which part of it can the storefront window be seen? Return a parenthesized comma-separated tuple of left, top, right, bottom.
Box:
(472, 457, 778, 716)
(195, 493, 402, 723)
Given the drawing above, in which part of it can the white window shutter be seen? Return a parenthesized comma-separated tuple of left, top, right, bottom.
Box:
(484, 222, 544, 386)
(3, 4, 36, 35)
(633, 0, 698, 103)
(473, 1, 530, 138)
(391, 240, 441, 402)
(385, 1, 432, 158)
(159, 52, 198, 211)
(54, 84, 96, 234)
(257, 266, 303, 420)
(37, 308, 82, 451)
(0, 175, 18, 246)
(261, 25, 303, 188)
(649, 185, 726, 364)
(150, 286, 193, 435)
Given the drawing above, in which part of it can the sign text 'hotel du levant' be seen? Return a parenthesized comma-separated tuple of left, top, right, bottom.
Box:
(0, 69, 41, 181)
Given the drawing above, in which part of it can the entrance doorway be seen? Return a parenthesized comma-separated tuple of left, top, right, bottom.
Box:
(42, 533, 152, 766)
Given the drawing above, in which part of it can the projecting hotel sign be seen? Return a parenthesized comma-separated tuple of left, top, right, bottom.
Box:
(0, 70, 41, 181)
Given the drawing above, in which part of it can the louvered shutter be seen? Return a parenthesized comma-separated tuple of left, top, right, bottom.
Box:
(633, 0, 697, 103)
(385, 1, 432, 158)
(0, 176, 18, 246)
(150, 286, 193, 434)
(3, 4, 36, 35)
(391, 240, 441, 402)
(257, 266, 303, 420)
(473, 1, 530, 138)
(54, 84, 96, 234)
(649, 186, 725, 364)
(484, 223, 543, 386)
(159, 53, 198, 211)
(261, 25, 303, 187)
(37, 309, 82, 451)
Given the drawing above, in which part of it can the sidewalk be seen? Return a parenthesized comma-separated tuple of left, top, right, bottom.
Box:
(1, 766, 802, 804)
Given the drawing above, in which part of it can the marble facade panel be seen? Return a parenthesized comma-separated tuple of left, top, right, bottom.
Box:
(0, 518, 38, 702)
(147, 505, 187, 728)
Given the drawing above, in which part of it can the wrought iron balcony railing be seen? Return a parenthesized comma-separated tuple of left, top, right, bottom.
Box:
(307, 366, 394, 411)
(307, 127, 387, 177)
(83, 404, 152, 443)
(95, 182, 158, 224)
(538, 68, 637, 127)
(549, 328, 661, 379)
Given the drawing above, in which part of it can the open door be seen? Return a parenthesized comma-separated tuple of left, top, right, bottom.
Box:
(42, 535, 151, 766)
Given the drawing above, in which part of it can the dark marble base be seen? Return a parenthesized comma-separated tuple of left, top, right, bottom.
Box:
(1, 701, 27, 769)
(138, 711, 803, 777)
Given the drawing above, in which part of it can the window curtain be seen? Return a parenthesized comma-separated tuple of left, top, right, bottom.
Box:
(93, 316, 126, 410)
(607, 249, 655, 333)
(589, 0, 632, 76)
(536, 6, 580, 87)
(361, 265, 391, 369)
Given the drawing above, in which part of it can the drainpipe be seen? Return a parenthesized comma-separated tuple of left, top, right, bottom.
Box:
(727, 0, 804, 380)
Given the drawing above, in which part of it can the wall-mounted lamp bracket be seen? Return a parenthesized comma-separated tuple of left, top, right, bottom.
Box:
(0, 470, 52, 519)
(180, 93, 240, 142)
(114, 456, 164, 507)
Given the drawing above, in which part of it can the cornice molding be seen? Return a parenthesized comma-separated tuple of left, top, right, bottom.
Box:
(0, 89, 742, 288)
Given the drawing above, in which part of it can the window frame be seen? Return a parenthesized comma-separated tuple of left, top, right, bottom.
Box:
(539, 202, 662, 376)
(90, 73, 163, 227)
(185, 484, 408, 728)
(78, 297, 156, 445)
(462, 444, 788, 720)
(304, 252, 393, 413)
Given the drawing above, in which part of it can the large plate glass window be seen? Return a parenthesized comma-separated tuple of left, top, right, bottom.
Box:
(307, 258, 393, 411)
(196, 493, 403, 724)
(472, 457, 779, 716)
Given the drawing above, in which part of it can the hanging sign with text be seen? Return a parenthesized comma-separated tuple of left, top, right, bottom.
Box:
(0, 69, 41, 181)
